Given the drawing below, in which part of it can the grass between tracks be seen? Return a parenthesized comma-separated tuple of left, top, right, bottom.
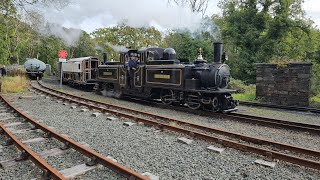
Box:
(1, 75, 29, 93)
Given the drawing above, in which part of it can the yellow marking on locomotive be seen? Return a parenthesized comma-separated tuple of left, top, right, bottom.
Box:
(103, 71, 113, 76)
(154, 74, 170, 79)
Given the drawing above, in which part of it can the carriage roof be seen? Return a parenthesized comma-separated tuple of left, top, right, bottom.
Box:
(67, 57, 98, 62)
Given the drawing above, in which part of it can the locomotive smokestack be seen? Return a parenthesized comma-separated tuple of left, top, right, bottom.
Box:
(213, 42, 223, 64)
(103, 53, 108, 64)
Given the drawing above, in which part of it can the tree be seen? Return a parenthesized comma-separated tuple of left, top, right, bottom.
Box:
(217, 0, 316, 83)
(91, 24, 163, 60)
(0, 0, 70, 65)
(68, 31, 97, 58)
(164, 31, 213, 62)
(168, 0, 210, 16)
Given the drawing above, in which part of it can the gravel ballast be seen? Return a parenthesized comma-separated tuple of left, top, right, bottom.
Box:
(0, 97, 124, 180)
(1, 90, 319, 179)
(41, 80, 320, 151)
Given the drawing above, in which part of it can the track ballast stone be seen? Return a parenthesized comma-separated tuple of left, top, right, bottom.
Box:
(6, 86, 319, 179)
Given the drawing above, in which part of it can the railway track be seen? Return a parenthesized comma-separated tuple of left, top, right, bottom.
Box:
(133, 98, 320, 134)
(32, 81, 320, 171)
(0, 94, 148, 180)
(239, 101, 320, 114)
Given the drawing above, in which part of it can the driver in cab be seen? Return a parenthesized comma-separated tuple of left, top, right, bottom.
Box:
(128, 53, 138, 88)
(128, 53, 138, 71)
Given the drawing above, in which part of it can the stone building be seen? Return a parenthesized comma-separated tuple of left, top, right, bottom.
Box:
(256, 62, 312, 107)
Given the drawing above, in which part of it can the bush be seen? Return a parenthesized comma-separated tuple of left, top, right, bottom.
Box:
(6, 65, 25, 76)
(229, 78, 256, 101)
(310, 96, 320, 108)
(311, 63, 320, 97)
(228, 78, 247, 93)
(1, 75, 29, 93)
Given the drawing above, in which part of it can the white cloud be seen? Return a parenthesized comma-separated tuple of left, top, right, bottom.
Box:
(303, 0, 320, 28)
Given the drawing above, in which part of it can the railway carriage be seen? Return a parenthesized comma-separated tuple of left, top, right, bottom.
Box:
(61, 57, 99, 87)
(96, 43, 238, 113)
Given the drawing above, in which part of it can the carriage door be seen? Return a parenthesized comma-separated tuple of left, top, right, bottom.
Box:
(133, 53, 144, 90)
(84, 60, 90, 82)
(90, 59, 99, 79)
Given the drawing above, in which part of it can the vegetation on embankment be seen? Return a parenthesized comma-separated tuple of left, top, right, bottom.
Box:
(229, 78, 256, 102)
(230, 77, 320, 108)
(310, 96, 320, 108)
(1, 75, 29, 93)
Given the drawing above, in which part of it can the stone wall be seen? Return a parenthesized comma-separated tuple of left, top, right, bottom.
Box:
(256, 62, 312, 107)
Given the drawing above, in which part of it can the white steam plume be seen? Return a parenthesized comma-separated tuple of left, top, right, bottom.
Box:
(41, 23, 83, 46)
(29, 0, 221, 43)
(39, 0, 206, 32)
(105, 42, 129, 52)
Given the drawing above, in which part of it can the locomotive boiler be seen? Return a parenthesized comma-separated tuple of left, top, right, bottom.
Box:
(96, 42, 237, 113)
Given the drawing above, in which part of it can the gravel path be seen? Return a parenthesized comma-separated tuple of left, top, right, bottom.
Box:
(1, 88, 319, 179)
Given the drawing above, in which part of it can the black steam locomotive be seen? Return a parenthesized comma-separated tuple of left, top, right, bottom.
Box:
(96, 43, 238, 113)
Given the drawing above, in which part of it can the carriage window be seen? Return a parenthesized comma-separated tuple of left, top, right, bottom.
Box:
(78, 64, 80, 70)
(147, 51, 154, 61)
(140, 53, 144, 63)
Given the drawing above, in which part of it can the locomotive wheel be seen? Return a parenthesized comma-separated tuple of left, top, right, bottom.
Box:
(160, 89, 174, 105)
(212, 96, 220, 112)
(186, 92, 201, 110)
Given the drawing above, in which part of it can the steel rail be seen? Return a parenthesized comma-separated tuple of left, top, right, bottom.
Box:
(36, 81, 320, 134)
(33, 82, 320, 156)
(239, 101, 320, 114)
(0, 124, 66, 180)
(0, 95, 149, 180)
(33, 82, 320, 170)
(223, 113, 320, 134)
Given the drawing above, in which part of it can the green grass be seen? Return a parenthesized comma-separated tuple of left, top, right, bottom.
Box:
(57, 89, 64, 93)
(229, 78, 257, 101)
(310, 96, 320, 108)
(1, 75, 29, 93)
(233, 92, 256, 101)
(311, 96, 320, 102)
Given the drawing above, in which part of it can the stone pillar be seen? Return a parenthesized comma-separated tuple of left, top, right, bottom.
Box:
(256, 62, 312, 107)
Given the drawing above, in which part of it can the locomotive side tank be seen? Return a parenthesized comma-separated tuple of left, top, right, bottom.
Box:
(96, 42, 237, 113)
(24, 58, 46, 80)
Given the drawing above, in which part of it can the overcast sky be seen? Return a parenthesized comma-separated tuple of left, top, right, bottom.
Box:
(40, 0, 320, 33)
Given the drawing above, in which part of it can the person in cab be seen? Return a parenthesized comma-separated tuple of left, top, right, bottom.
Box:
(128, 53, 138, 88)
